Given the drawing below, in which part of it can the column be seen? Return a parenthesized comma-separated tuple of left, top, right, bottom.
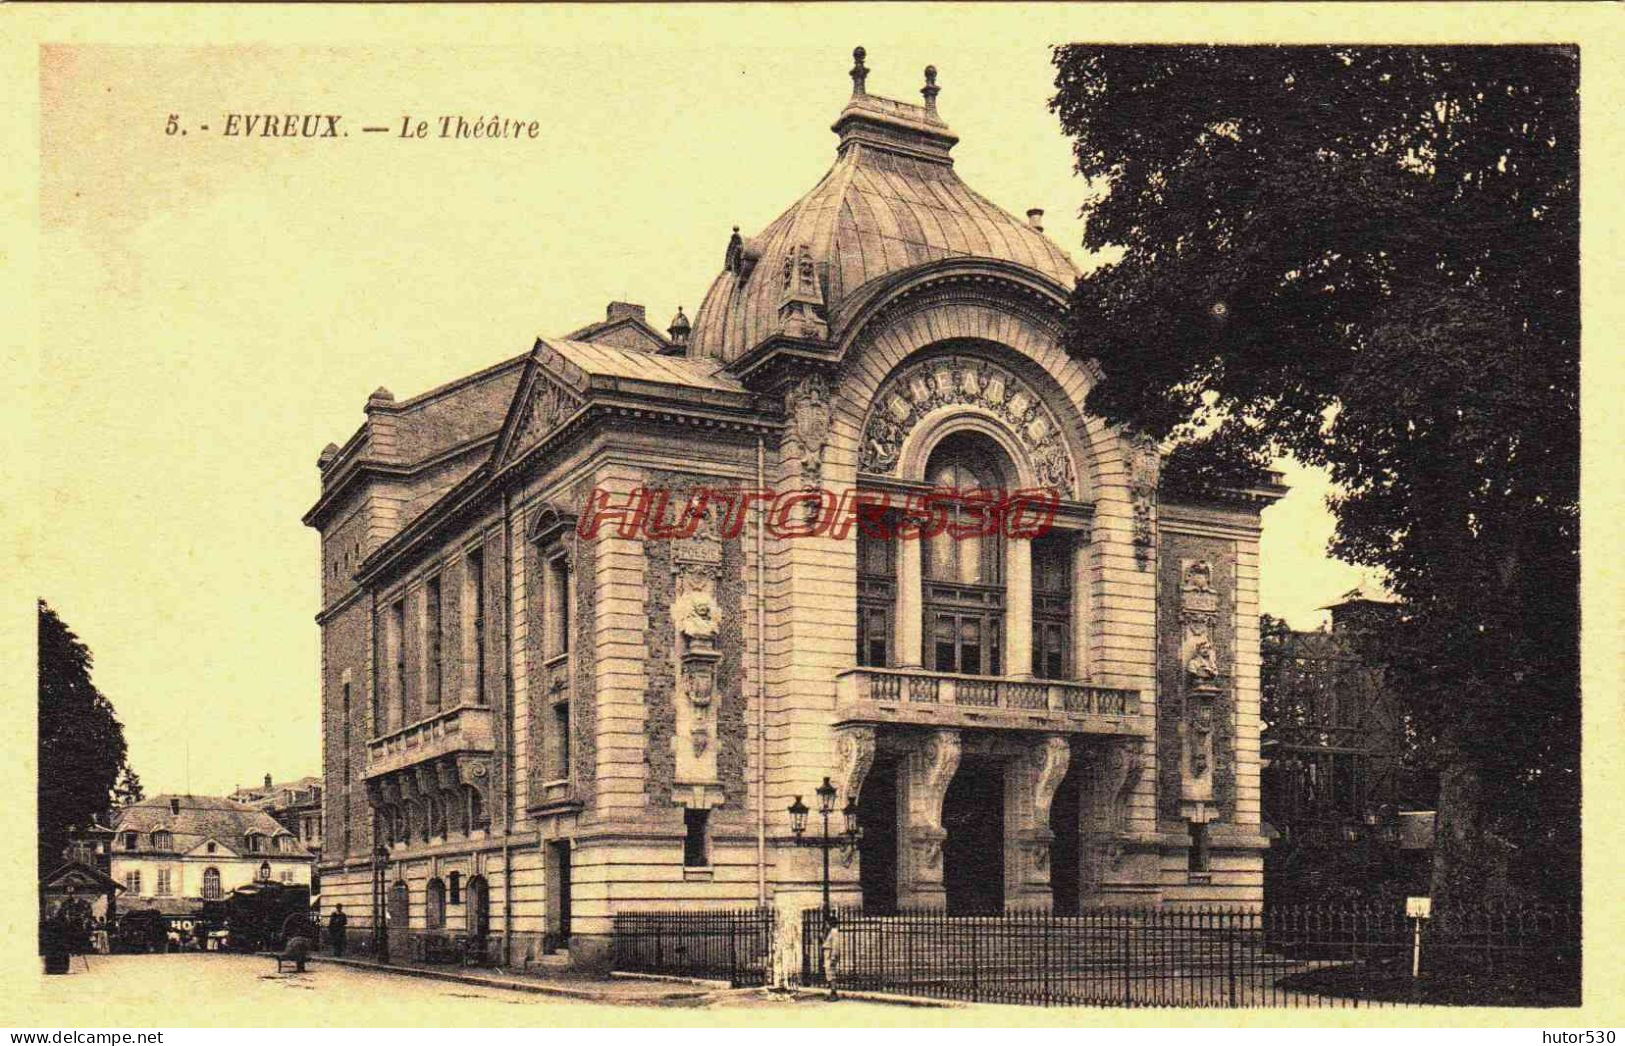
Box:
(897, 536, 923, 668)
(1005, 537, 1032, 678)
(1070, 532, 1091, 680)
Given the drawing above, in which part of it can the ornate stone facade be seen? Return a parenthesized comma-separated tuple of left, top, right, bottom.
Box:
(643, 473, 748, 812)
(1157, 533, 1238, 825)
(306, 52, 1278, 971)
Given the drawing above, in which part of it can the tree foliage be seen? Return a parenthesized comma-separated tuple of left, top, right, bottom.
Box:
(38, 600, 135, 874)
(1051, 46, 1578, 904)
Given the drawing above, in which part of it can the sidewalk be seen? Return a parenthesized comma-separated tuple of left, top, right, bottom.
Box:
(305, 953, 961, 1009)
(307, 954, 725, 1006)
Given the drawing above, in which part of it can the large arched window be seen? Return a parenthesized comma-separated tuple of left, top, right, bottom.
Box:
(202, 867, 222, 900)
(923, 433, 1009, 676)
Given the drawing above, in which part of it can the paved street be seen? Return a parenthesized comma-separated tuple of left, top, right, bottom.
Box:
(14, 954, 919, 1026)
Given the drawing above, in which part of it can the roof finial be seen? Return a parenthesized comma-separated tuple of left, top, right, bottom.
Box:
(850, 46, 869, 96)
(921, 64, 939, 114)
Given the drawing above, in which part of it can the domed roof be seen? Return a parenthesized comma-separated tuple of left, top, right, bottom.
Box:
(689, 50, 1077, 364)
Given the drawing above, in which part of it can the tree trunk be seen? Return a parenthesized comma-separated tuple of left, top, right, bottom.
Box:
(1429, 753, 1513, 907)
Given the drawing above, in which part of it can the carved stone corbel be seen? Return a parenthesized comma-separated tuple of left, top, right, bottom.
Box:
(905, 729, 961, 883)
(834, 726, 877, 867)
(1029, 734, 1071, 829)
(834, 725, 878, 810)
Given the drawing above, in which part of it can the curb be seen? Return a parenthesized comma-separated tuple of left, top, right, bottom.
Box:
(305, 955, 710, 1005)
(609, 970, 735, 990)
(302, 956, 961, 1009)
(798, 988, 966, 1009)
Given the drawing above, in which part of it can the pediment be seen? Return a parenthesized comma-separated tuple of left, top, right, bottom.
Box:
(491, 341, 590, 471)
(187, 837, 238, 858)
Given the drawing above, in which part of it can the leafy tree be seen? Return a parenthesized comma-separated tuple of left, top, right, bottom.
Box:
(1051, 46, 1578, 906)
(114, 765, 145, 807)
(38, 601, 135, 873)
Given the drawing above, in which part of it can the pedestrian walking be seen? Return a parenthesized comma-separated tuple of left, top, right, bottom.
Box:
(327, 905, 348, 957)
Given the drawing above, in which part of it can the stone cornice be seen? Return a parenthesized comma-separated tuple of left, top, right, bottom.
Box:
(303, 432, 498, 530)
(354, 399, 776, 589)
(834, 259, 1074, 358)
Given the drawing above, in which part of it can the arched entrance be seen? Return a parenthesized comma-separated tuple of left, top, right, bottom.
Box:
(943, 756, 1005, 914)
(425, 878, 446, 929)
(387, 880, 409, 928)
(466, 875, 490, 938)
(1049, 767, 1082, 914)
(857, 754, 900, 913)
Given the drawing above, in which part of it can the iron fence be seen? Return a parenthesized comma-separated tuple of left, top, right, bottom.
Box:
(612, 908, 775, 987)
(800, 904, 1578, 1008)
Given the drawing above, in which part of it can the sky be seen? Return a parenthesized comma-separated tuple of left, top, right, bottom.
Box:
(34, 30, 1368, 799)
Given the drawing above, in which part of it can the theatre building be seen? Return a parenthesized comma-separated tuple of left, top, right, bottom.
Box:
(305, 50, 1282, 968)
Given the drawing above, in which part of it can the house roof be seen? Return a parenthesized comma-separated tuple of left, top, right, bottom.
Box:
(690, 51, 1077, 363)
(42, 859, 124, 895)
(112, 795, 313, 859)
(542, 337, 746, 395)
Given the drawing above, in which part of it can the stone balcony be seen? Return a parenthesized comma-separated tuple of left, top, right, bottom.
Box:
(365, 704, 496, 779)
(834, 667, 1150, 736)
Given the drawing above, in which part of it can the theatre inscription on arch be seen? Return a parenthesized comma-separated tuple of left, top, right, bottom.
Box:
(858, 353, 1077, 496)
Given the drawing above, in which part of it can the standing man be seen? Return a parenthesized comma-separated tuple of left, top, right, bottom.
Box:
(327, 904, 348, 957)
(820, 913, 844, 1001)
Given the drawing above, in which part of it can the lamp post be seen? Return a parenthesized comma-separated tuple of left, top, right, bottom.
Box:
(371, 843, 389, 963)
(788, 776, 861, 918)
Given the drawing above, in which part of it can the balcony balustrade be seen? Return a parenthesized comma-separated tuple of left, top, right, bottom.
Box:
(365, 704, 495, 779)
(834, 666, 1148, 736)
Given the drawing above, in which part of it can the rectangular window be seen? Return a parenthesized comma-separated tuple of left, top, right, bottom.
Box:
(1032, 534, 1073, 680)
(546, 554, 571, 658)
(124, 871, 141, 895)
(123, 832, 137, 851)
(683, 808, 710, 867)
(858, 605, 891, 668)
(931, 610, 1001, 676)
(1188, 822, 1211, 873)
(469, 549, 487, 705)
(856, 511, 895, 668)
(280, 870, 293, 884)
(391, 599, 407, 726)
(426, 576, 443, 711)
(371, 615, 383, 735)
(155, 869, 171, 896)
(553, 700, 572, 779)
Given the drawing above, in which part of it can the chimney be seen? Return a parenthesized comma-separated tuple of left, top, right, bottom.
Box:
(1026, 208, 1045, 233)
(170, 798, 181, 815)
(606, 301, 646, 325)
(264, 773, 273, 790)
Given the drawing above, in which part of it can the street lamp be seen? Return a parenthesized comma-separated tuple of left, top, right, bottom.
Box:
(788, 776, 862, 917)
(372, 843, 390, 963)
